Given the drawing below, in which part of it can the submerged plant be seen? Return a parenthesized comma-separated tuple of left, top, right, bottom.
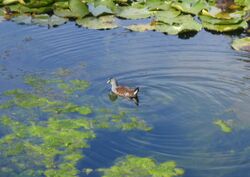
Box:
(0, 73, 152, 177)
(214, 119, 233, 133)
(99, 155, 185, 177)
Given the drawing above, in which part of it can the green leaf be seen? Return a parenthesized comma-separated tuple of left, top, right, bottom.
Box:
(8, 4, 52, 14)
(31, 14, 50, 26)
(171, 0, 208, 15)
(232, 37, 250, 52)
(116, 6, 152, 19)
(144, 0, 172, 11)
(76, 15, 118, 29)
(54, 8, 78, 18)
(199, 15, 243, 24)
(69, 0, 89, 18)
(155, 15, 202, 35)
(100, 155, 184, 177)
(88, 0, 116, 16)
(12, 14, 32, 24)
(126, 23, 155, 32)
(202, 20, 248, 32)
(214, 119, 232, 133)
(21, 0, 54, 8)
(201, 6, 246, 19)
(88, 3, 113, 16)
(53, 1, 69, 9)
(154, 9, 181, 25)
(49, 15, 68, 26)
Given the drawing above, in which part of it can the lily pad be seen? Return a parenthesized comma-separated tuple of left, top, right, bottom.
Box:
(116, 6, 152, 19)
(53, 1, 69, 9)
(49, 15, 68, 27)
(202, 20, 248, 32)
(201, 6, 246, 19)
(199, 15, 243, 25)
(99, 155, 184, 177)
(126, 23, 155, 32)
(31, 14, 50, 26)
(214, 119, 232, 133)
(154, 10, 181, 25)
(76, 15, 118, 29)
(88, 0, 116, 16)
(12, 14, 32, 24)
(232, 37, 250, 52)
(171, 0, 208, 15)
(88, 3, 113, 16)
(8, 4, 52, 14)
(20, 0, 54, 8)
(54, 8, 78, 18)
(3, 0, 22, 5)
(31, 14, 67, 27)
(155, 15, 202, 35)
(144, 0, 172, 11)
(69, 0, 89, 18)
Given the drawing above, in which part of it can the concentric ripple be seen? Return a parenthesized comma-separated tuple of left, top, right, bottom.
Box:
(0, 22, 250, 177)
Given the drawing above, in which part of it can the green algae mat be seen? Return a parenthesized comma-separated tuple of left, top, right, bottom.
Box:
(0, 72, 184, 177)
(0, 0, 249, 51)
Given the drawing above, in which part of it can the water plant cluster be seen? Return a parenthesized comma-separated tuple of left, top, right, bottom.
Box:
(0, 0, 249, 51)
(0, 72, 185, 177)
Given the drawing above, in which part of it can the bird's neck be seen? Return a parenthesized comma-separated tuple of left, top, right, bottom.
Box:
(111, 83, 117, 92)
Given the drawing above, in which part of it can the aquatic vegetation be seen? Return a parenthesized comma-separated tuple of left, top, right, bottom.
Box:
(155, 14, 202, 35)
(57, 79, 90, 94)
(126, 23, 155, 32)
(232, 37, 250, 52)
(99, 155, 184, 177)
(214, 119, 233, 133)
(76, 15, 118, 29)
(0, 0, 249, 36)
(0, 73, 152, 177)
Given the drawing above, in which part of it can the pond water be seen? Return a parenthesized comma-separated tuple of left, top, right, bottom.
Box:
(0, 21, 250, 177)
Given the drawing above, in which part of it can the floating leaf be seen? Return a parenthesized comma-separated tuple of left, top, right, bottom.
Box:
(88, 3, 112, 16)
(155, 15, 202, 35)
(99, 155, 184, 177)
(8, 4, 52, 14)
(116, 6, 152, 19)
(53, 1, 69, 9)
(235, 0, 250, 9)
(69, 0, 89, 18)
(144, 0, 172, 11)
(12, 14, 32, 24)
(76, 15, 118, 29)
(49, 15, 68, 27)
(54, 8, 78, 18)
(232, 37, 250, 52)
(202, 6, 246, 19)
(126, 23, 155, 32)
(154, 10, 181, 25)
(21, 0, 54, 8)
(88, 0, 116, 16)
(3, 0, 21, 5)
(171, 0, 208, 15)
(202, 20, 247, 32)
(31, 14, 50, 26)
(214, 119, 232, 133)
(199, 15, 243, 24)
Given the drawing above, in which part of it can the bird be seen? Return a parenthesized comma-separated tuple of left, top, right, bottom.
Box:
(107, 78, 139, 105)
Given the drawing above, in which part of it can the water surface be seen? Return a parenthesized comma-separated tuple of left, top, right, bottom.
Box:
(0, 21, 250, 177)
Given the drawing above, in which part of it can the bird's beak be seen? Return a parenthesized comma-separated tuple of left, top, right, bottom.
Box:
(107, 79, 111, 84)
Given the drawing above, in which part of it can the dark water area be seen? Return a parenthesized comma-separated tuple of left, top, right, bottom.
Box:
(0, 21, 250, 177)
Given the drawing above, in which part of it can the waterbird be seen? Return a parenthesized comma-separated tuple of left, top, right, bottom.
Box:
(107, 78, 139, 105)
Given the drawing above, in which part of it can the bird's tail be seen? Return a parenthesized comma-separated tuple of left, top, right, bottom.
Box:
(133, 87, 139, 96)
